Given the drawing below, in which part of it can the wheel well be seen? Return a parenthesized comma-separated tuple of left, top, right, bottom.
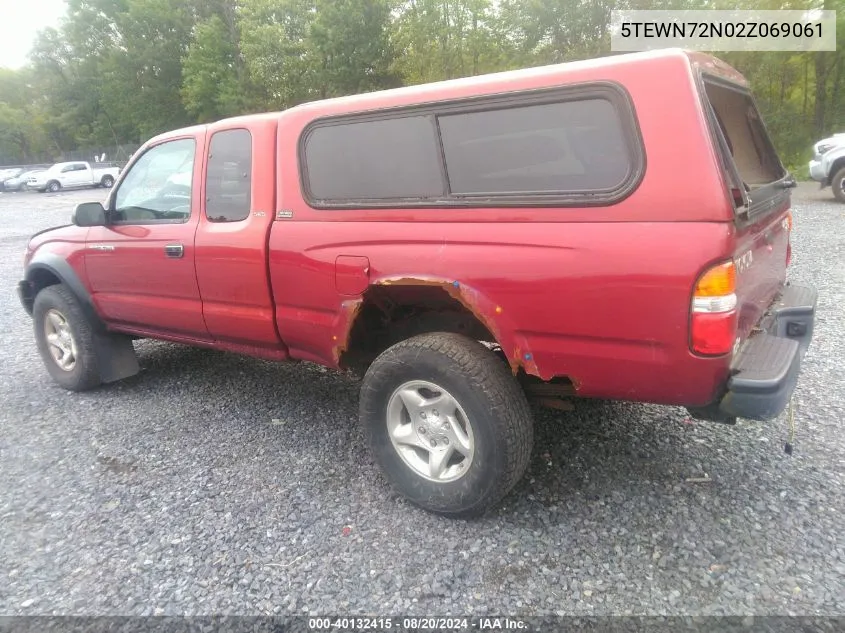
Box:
(339, 285, 497, 372)
(828, 157, 845, 185)
(20, 268, 62, 314)
(29, 268, 61, 295)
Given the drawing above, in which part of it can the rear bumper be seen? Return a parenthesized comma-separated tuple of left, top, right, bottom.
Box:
(690, 284, 817, 422)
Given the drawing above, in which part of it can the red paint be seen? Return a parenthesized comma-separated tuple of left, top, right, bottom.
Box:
(25, 50, 793, 409)
(335, 256, 371, 296)
(194, 117, 286, 351)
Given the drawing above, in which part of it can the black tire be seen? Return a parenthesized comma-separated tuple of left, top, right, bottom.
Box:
(832, 168, 845, 203)
(359, 332, 533, 517)
(101, 175, 115, 188)
(33, 285, 102, 391)
(47, 180, 61, 193)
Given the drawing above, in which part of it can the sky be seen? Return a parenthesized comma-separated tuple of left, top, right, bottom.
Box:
(0, 0, 67, 69)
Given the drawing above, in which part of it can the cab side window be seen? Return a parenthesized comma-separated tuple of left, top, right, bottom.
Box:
(205, 129, 252, 223)
(112, 138, 196, 224)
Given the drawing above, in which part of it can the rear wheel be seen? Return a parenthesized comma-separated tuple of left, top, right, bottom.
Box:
(832, 168, 845, 203)
(101, 175, 115, 188)
(33, 285, 102, 391)
(359, 332, 533, 517)
(46, 181, 61, 193)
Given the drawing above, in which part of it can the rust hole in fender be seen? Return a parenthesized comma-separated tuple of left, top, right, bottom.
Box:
(332, 276, 579, 399)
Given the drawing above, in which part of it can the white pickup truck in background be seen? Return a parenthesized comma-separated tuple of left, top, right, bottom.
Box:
(808, 132, 845, 202)
(28, 161, 121, 193)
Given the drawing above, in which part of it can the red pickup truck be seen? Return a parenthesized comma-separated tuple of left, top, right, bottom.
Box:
(18, 49, 816, 517)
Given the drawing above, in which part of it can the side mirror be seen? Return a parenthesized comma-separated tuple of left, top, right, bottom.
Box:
(72, 202, 107, 227)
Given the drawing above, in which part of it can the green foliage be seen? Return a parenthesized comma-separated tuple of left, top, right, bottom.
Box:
(3, 0, 845, 170)
(392, 0, 513, 83)
(0, 68, 50, 162)
(310, 0, 400, 96)
(238, 0, 316, 109)
(499, 0, 615, 65)
(182, 15, 245, 122)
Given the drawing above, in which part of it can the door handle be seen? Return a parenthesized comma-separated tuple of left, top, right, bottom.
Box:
(164, 243, 184, 258)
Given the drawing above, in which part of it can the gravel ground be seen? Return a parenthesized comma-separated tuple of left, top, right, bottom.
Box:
(0, 184, 843, 617)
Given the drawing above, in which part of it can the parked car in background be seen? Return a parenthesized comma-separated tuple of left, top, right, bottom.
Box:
(0, 168, 26, 191)
(808, 133, 845, 201)
(27, 162, 120, 193)
(3, 169, 45, 192)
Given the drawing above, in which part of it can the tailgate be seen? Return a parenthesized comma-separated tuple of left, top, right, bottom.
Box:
(701, 76, 794, 346)
(733, 199, 790, 343)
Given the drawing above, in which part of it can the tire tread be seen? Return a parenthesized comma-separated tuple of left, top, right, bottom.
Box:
(832, 168, 845, 203)
(360, 332, 533, 517)
(33, 284, 102, 391)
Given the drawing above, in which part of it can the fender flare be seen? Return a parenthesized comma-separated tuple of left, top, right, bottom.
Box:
(335, 275, 540, 377)
(24, 253, 106, 333)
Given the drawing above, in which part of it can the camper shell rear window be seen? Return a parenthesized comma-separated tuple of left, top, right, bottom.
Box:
(700, 75, 788, 214)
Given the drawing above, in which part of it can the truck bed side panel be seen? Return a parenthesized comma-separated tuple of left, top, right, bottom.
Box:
(269, 221, 733, 406)
(268, 51, 737, 407)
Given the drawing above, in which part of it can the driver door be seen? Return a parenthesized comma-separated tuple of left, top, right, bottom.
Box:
(85, 135, 211, 339)
(57, 164, 82, 187)
(67, 163, 89, 187)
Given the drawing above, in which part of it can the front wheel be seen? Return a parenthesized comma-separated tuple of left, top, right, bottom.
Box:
(33, 285, 102, 391)
(359, 332, 534, 517)
(832, 168, 845, 203)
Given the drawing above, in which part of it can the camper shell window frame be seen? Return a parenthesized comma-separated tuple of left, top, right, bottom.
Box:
(298, 81, 647, 209)
(696, 72, 793, 220)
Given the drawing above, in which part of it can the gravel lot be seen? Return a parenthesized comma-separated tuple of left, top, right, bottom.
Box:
(0, 184, 843, 618)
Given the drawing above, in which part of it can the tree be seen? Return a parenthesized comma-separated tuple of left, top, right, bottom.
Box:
(498, 0, 616, 65)
(182, 15, 246, 121)
(310, 0, 400, 97)
(99, 0, 194, 139)
(238, 0, 316, 109)
(392, 0, 510, 84)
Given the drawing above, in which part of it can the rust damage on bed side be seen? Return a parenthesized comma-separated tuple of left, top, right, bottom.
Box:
(381, 275, 515, 360)
(331, 298, 363, 365)
(354, 275, 540, 375)
(331, 276, 580, 403)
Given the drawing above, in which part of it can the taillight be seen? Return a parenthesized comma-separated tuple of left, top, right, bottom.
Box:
(691, 260, 737, 356)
